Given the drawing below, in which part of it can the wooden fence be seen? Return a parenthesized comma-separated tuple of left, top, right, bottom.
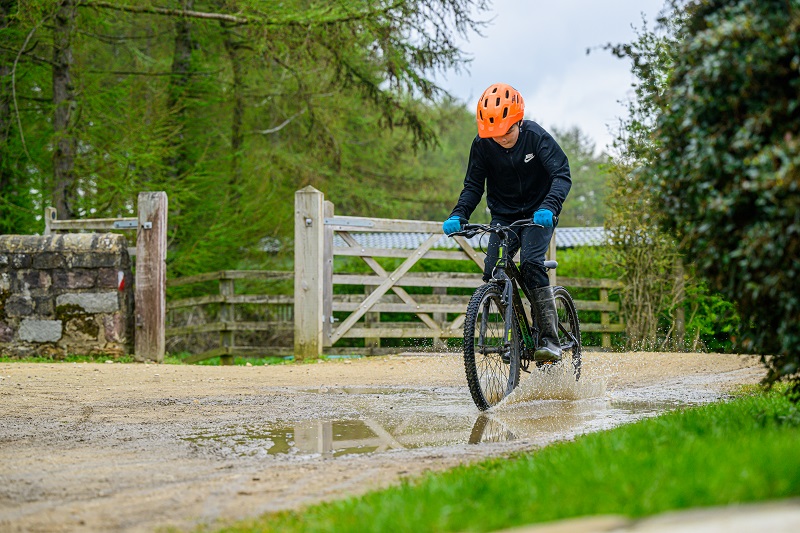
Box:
(166, 270, 294, 364)
(164, 187, 624, 362)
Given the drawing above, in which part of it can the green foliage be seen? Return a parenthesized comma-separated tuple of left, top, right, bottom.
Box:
(0, 0, 487, 277)
(683, 279, 739, 352)
(605, 5, 744, 353)
(649, 0, 800, 393)
(551, 126, 610, 226)
(604, 10, 686, 351)
(219, 391, 800, 532)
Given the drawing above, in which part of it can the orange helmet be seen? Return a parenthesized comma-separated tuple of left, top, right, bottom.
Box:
(476, 83, 525, 138)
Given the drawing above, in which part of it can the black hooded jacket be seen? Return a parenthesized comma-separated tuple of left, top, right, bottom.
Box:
(449, 120, 571, 221)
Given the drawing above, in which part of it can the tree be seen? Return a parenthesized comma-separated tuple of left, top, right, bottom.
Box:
(650, 0, 800, 394)
(603, 9, 688, 350)
(550, 126, 609, 227)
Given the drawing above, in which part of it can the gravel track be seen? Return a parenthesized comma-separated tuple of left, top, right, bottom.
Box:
(0, 352, 762, 532)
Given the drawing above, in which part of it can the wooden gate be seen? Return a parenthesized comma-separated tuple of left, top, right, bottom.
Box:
(293, 186, 558, 360)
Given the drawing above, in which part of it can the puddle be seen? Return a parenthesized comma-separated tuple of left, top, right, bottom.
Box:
(182, 377, 712, 460)
(185, 419, 393, 459)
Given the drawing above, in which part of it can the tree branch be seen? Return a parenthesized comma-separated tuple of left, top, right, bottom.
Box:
(79, 0, 407, 27)
(251, 108, 306, 135)
(85, 69, 219, 77)
(79, 1, 251, 24)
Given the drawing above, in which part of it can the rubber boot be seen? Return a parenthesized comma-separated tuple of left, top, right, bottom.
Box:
(532, 286, 562, 363)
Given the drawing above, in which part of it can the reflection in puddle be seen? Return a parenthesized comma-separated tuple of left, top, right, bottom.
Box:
(183, 392, 685, 459)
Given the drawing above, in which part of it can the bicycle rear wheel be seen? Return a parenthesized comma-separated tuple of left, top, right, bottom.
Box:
(553, 286, 582, 380)
(463, 283, 521, 410)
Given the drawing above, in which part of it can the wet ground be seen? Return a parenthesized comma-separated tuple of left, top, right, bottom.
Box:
(0, 352, 762, 532)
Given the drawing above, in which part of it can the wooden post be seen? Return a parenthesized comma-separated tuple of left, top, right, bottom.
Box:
(674, 257, 686, 350)
(219, 276, 235, 365)
(600, 288, 611, 349)
(432, 286, 447, 351)
(322, 201, 334, 346)
(135, 192, 168, 363)
(294, 186, 325, 361)
(44, 207, 57, 235)
(546, 229, 557, 286)
(364, 285, 380, 353)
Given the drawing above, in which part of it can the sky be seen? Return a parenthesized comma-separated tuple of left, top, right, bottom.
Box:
(436, 0, 667, 154)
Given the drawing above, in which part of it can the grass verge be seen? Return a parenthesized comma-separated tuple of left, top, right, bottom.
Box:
(218, 390, 800, 533)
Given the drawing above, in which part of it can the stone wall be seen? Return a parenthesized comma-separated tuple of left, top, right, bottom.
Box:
(0, 234, 134, 359)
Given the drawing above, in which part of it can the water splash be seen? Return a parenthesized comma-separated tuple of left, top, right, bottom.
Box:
(496, 364, 606, 407)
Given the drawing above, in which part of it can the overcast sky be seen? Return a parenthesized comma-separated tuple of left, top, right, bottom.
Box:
(436, 0, 667, 154)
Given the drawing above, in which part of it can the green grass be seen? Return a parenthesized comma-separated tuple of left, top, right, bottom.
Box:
(0, 353, 294, 366)
(0, 353, 139, 364)
(189, 355, 293, 366)
(219, 390, 800, 533)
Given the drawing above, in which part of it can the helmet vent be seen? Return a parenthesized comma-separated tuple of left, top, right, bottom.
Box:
(505, 90, 509, 98)
(502, 108, 508, 119)
(489, 117, 494, 124)
(495, 97, 500, 106)
(484, 98, 489, 108)
(479, 110, 483, 119)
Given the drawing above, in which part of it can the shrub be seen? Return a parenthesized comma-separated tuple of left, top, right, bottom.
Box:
(651, 0, 800, 394)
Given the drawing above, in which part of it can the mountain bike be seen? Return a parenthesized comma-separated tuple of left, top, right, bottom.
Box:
(450, 221, 581, 410)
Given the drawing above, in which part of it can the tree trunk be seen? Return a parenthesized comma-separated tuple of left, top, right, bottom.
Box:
(166, 0, 194, 182)
(52, 0, 77, 219)
(221, 20, 245, 195)
(1, 0, 16, 189)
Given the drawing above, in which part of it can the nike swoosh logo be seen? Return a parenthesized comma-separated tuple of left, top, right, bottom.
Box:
(524, 153, 535, 163)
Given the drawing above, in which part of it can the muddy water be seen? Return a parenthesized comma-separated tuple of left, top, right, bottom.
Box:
(180, 365, 725, 461)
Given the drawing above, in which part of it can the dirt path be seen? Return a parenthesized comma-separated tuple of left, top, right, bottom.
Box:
(0, 352, 762, 532)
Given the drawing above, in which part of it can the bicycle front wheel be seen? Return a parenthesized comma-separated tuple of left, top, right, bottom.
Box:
(553, 286, 582, 380)
(463, 283, 521, 410)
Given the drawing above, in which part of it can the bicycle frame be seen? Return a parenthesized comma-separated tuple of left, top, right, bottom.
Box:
(466, 223, 540, 362)
(453, 220, 583, 408)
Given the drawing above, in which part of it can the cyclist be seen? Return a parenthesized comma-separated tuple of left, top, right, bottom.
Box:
(443, 82, 572, 362)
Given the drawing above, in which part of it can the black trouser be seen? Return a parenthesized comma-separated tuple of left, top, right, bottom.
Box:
(482, 216, 555, 290)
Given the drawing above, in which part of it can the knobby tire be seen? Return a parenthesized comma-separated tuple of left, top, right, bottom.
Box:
(553, 286, 582, 380)
(463, 283, 522, 411)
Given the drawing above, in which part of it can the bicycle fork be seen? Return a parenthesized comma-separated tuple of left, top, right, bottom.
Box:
(504, 281, 537, 360)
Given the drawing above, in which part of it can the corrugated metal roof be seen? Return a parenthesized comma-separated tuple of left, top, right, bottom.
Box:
(332, 227, 607, 250)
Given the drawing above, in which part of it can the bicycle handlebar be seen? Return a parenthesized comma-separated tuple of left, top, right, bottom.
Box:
(449, 220, 543, 238)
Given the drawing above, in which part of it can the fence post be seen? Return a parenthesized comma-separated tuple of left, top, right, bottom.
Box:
(600, 288, 611, 349)
(546, 229, 557, 286)
(135, 192, 168, 363)
(364, 285, 380, 353)
(219, 275, 235, 365)
(44, 207, 57, 235)
(294, 186, 325, 360)
(432, 287, 447, 351)
(673, 257, 686, 350)
(322, 201, 334, 346)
